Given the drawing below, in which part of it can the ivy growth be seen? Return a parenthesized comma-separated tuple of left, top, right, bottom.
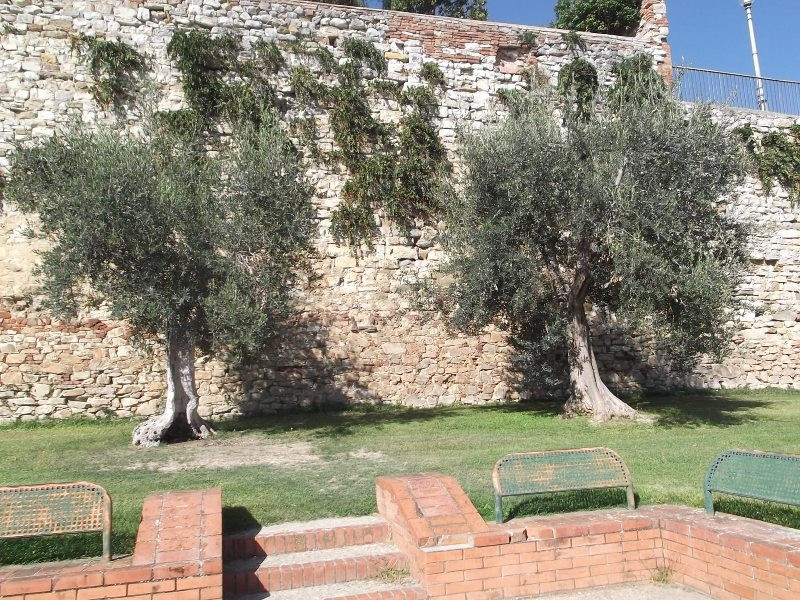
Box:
(563, 30, 587, 54)
(165, 30, 281, 131)
(341, 37, 387, 74)
(421, 62, 445, 87)
(558, 58, 598, 120)
(71, 34, 146, 107)
(166, 30, 239, 118)
(290, 65, 327, 108)
(253, 39, 284, 74)
(737, 124, 800, 199)
(326, 41, 447, 247)
(162, 29, 448, 249)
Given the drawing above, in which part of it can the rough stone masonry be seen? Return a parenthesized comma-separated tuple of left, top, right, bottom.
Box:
(0, 0, 797, 424)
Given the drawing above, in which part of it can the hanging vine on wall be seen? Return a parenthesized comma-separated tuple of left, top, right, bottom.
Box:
(166, 30, 239, 121)
(163, 28, 449, 249)
(737, 124, 800, 199)
(328, 39, 447, 248)
(71, 33, 146, 107)
(557, 31, 597, 120)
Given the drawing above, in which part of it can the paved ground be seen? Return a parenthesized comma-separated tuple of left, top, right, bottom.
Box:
(534, 583, 712, 599)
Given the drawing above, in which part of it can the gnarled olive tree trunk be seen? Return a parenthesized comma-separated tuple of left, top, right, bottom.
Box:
(132, 330, 215, 447)
(562, 270, 638, 422)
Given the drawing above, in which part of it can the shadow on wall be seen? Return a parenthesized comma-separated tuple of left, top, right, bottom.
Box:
(221, 316, 373, 417)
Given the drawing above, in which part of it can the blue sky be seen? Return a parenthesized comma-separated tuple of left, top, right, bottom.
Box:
(368, 1, 800, 81)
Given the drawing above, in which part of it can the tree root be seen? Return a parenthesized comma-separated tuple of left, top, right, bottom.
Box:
(132, 412, 215, 447)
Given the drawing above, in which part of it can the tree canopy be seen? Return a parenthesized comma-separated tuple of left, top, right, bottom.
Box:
(7, 111, 317, 444)
(382, 0, 488, 20)
(554, 0, 641, 36)
(438, 57, 749, 420)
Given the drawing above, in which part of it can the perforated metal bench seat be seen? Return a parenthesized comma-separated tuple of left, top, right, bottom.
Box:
(704, 449, 800, 515)
(0, 482, 112, 561)
(492, 448, 636, 523)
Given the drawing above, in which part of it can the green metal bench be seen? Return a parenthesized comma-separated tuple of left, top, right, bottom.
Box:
(0, 482, 112, 560)
(704, 450, 800, 515)
(492, 448, 636, 523)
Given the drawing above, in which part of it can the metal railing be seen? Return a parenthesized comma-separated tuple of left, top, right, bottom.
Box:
(673, 66, 800, 116)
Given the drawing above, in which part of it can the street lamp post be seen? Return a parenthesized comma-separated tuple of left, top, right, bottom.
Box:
(741, 0, 768, 111)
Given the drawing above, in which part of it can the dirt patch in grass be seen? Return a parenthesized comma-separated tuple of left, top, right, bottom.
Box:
(99, 434, 322, 473)
(348, 448, 387, 461)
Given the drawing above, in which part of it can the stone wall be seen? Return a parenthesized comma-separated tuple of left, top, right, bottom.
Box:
(6, 1, 799, 424)
(0, 0, 677, 423)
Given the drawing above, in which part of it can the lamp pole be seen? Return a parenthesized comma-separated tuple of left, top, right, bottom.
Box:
(741, 0, 768, 111)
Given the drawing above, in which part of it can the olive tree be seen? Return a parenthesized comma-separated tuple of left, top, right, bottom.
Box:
(440, 60, 748, 421)
(7, 113, 316, 445)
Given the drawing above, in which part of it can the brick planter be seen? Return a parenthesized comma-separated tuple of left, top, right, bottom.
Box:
(0, 489, 223, 600)
(376, 474, 800, 599)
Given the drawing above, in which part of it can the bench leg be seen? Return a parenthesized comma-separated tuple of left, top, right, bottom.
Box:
(495, 494, 504, 524)
(626, 485, 636, 510)
(103, 493, 113, 561)
(704, 490, 715, 515)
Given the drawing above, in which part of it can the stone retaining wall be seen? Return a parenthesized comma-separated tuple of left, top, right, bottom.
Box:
(0, 0, 675, 422)
(1, 1, 799, 424)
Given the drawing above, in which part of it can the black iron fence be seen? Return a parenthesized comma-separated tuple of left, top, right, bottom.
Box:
(673, 66, 800, 116)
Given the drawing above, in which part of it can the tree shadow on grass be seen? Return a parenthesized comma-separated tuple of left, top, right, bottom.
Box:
(216, 399, 565, 439)
(0, 531, 136, 567)
(714, 496, 800, 530)
(216, 404, 442, 438)
(504, 488, 634, 522)
(629, 391, 771, 428)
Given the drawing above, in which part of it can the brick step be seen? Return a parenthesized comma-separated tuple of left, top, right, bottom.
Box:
(223, 515, 389, 560)
(224, 542, 410, 596)
(235, 579, 427, 600)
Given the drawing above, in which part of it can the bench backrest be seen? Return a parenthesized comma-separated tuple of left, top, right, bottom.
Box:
(0, 482, 112, 560)
(704, 450, 800, 515)
(493, 448, 633, 496)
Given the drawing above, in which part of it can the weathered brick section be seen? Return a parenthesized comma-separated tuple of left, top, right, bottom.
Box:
(226, 549, 409, 596)
(376, 474, 800, 599)
(0, 489, 223, 600)
(638, 0, 671, 80)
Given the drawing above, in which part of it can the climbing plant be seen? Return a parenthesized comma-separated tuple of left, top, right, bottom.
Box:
(737, 124, 800, 199)
(557, 32, 598, 120)
(421, 62, 445, 87)
(164, 29, 285, 133)
(162, 29, 448, 249)
(328, 39, 447, 247)
(71, 33, 146, 107)
(165, 30, 239, 119)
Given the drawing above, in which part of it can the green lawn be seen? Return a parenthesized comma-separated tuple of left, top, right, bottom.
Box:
(2, 389, 800, 566)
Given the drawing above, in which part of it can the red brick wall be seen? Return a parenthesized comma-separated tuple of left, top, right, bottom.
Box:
(0, 489, 223, 600)
(376, 474, 800, 600)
